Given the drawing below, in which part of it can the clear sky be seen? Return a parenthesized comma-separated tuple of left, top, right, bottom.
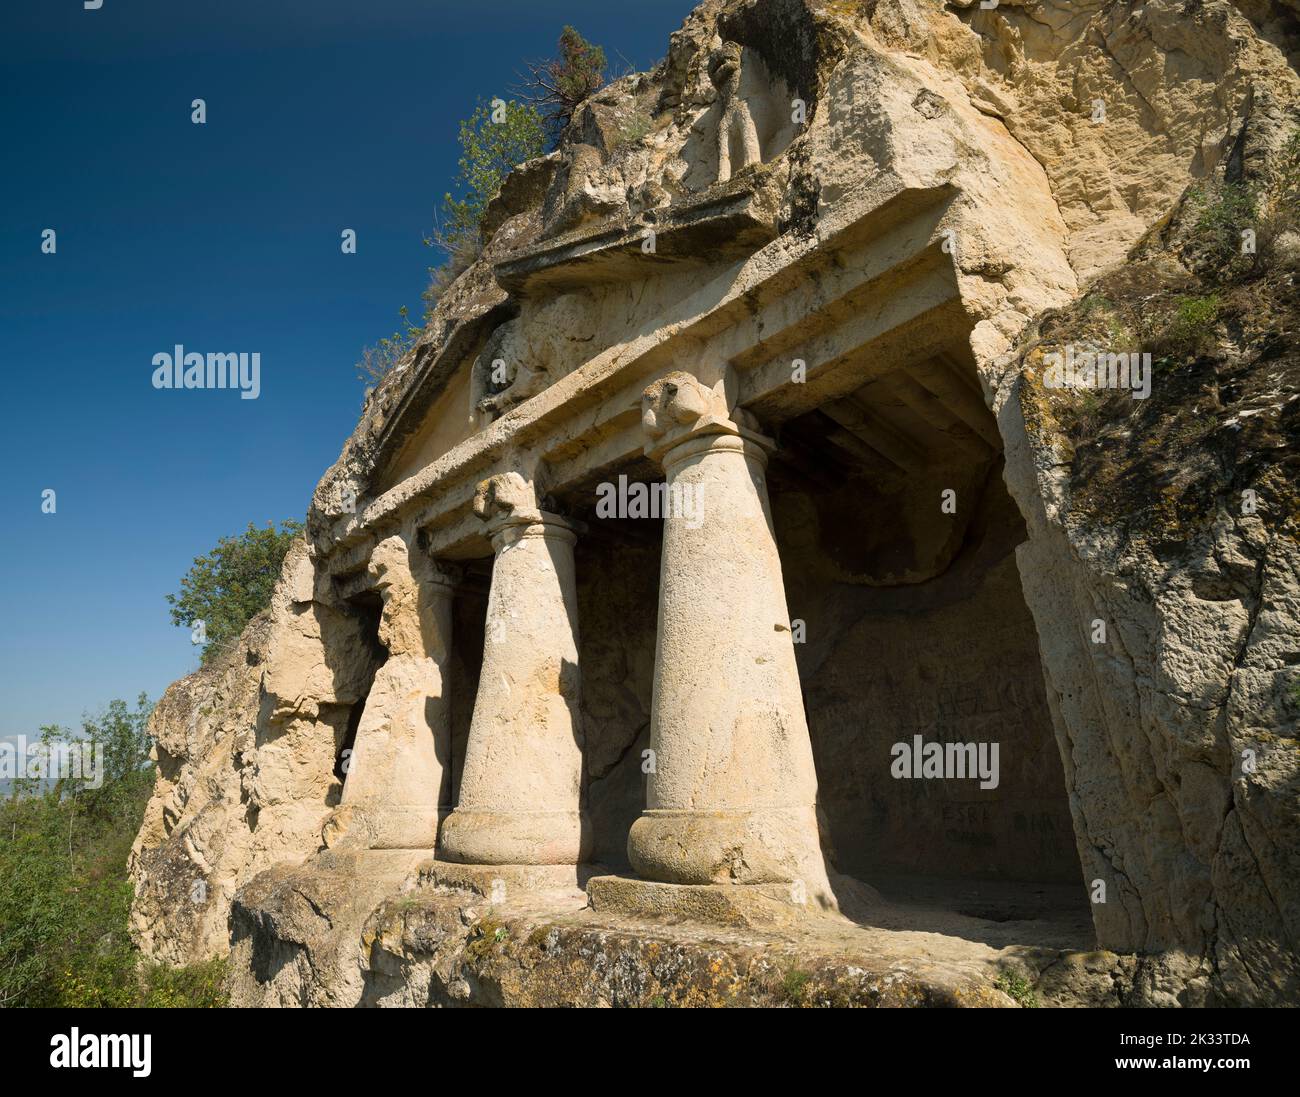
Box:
(0, 0, 695, 743)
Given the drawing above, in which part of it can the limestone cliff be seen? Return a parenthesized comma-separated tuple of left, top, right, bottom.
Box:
(130, 0, 1300, 1006)
(129, 539, 382, 963)
(994, 143, 1300, 1001)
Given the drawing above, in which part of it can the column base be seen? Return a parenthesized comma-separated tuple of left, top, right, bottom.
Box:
(438, 809, 591, 866)
(321, 803, 442, 851)
(418, 861, 594, 897)
(627, 808, 830, 892)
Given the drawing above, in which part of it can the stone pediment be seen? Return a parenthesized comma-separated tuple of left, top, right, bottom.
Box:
(493, 171, 782, 296)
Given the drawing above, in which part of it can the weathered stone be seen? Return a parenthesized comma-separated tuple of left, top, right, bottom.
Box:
(323, 533, 456, 850)
(437, 473, 590, 866)
(129, 538, 379, 964)
(227, 854, 1085, 1007)
(627, 373, 833, 905)
(586, 875, 810, 928)
(132, 0, 1300, 1006)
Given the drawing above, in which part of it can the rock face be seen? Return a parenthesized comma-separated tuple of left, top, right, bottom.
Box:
(222, 856, 1047, 1007)
(993, 167, 1300, 1001)
(129, 539, 382, 963)
(132, 0, 1300, 1005)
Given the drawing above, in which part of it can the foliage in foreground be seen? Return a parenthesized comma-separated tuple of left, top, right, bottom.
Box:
(0, 696, 227, 1007)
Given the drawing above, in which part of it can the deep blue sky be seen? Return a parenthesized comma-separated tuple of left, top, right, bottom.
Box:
(0, 0, 694, 743)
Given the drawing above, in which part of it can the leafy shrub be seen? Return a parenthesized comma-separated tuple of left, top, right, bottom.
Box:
(994, 967, 1040, 1008)
(405, 99, 545, 354)
(359, 32, 604, 384)
(1160, 293, 1222, 357)
(166, 520, 302, 663)
(356, 305, 422, 390)
(430, 99, 546, 261)
(517, 26, 607, 144)
(1188, 182, 1259, 278)
(0, 697, 224, 1007)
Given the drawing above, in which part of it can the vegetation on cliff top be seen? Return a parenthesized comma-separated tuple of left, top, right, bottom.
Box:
(420, 98, 548, 308)
(166, 519, 302, 664)
(355, 26, 607, 389)
(515, 24, 608, 144)
(354, 97, 549, 390)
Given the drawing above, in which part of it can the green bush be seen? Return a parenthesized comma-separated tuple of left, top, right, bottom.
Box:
(389, 99, 546, 374)
(166, 519, 302, 663)
(0, 697, 226, 1007)
(1190, 181, 1258, 277)
(431, 99, 546, 263)
(361, 30, 606, 384)
(1184, 132, 1300, 280)
(1168, 293, 1222, 354)
(994, 967, 1040, 1008)
(139, 957, 228, 1008)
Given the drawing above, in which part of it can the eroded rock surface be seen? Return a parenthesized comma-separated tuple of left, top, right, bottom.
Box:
(129, 539, 381, 963)
(131, 0, 1300, 1005)
(992, 149, 1300, 1002)
(226, 851, 1224, 1008)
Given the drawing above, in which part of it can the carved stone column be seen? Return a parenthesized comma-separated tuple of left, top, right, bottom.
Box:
(627, 373, 831, 900)
(438, 472, 590, 865)
(324, 533, 454, 850)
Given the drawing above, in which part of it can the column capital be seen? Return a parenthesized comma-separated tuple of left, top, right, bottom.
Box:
(367, 532, 459, 595)
(474, 470, 541, 524)
(473, 471, 581, 549)
(640, 371, 772, 466)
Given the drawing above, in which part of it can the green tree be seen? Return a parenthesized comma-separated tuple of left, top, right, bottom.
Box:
(414, 98, 546, 326)
(166, 519, 302, 663)
(0, 695, 227, 1007)
(431, 99, 546, 260)
(360, 38, 601, 385)
(518, 26, 607, 143)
